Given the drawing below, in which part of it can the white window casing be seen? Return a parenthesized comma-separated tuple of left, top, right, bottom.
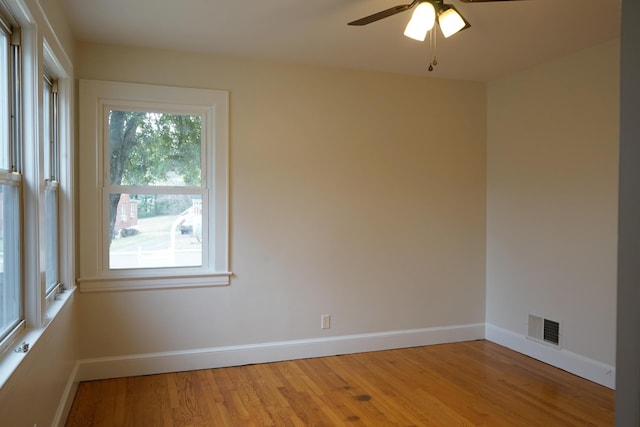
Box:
(77, 80, 230, 292)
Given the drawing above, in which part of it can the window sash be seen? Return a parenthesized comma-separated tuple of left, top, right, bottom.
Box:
(101, 105, 210, 274)
(0, 9, 21, 346)
(0, 180, 22, 345)
(43, 73, 58, 180)
(104, 193, 208, 274)
(0, 26, 9, 171)
(10, 27, 21, 174)
(0, 18, 20, 174)
(44, 182, 59, 294)
(43, 70, 60, 295)
(103, 105, 207, 188)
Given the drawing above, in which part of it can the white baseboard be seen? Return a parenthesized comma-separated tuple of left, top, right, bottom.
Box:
(485, 323, 615, 389)
(53, 361, 80, 427)
(76, 323, 485, 381)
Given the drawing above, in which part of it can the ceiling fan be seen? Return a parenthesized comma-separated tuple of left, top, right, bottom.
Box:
(348, 0, 520, 41)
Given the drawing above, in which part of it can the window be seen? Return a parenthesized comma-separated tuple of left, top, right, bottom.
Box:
(43, 71, 61, 297)
(0, 0, 74, 383)
(78, 80, 230, 291)
(0, 9, 23, 352)
(107, 109, 206, 269)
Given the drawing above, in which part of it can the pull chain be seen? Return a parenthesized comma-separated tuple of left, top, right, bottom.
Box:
(428, 27, 438, 72)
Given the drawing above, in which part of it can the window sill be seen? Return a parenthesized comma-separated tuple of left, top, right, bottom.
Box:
(0, 286, 76, 389)
(76, 272, 232, 293)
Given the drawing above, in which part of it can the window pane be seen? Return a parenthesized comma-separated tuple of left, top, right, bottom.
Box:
(0, 29, 9, 170)
(108, 110, 202, 186)
(0, 183, 21, 339)
(108, 193, 202, 269)
(43, 76, 51, 179)
(44, 185, 59, 293)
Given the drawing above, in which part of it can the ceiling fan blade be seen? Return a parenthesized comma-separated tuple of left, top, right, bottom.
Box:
(348, 1, 418, 26)
(458, 0, 523, 2)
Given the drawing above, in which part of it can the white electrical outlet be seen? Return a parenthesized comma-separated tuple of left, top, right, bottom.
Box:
(321, 314, 331, 329)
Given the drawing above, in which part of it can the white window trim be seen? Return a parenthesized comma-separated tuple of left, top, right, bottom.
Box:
(41, 38, 73, 307)
(77, 80, 231, 292)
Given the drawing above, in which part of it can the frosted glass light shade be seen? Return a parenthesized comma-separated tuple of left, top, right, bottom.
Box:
(403, 2, 436, 41)
(439, 7, 466, 38)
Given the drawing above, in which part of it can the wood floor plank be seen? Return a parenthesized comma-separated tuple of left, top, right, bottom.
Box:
(65, 340, 614, 426)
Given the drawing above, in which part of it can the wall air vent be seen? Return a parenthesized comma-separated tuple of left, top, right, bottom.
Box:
(543, 318, 560, 346)
(528, 314, 561, 348)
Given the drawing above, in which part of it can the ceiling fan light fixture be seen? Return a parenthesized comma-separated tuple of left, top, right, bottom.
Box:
(403, 2, 436, 41)
(438, 6, 467, 38)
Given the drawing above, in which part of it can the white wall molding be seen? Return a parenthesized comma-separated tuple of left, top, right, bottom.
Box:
(76, 323, 485, 381)
(53, 361, 79, 427)
(486, 323, 615, 389)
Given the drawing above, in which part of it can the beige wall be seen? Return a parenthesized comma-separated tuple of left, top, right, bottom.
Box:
(486, 40, 619, 366)
(38, 0, 75, 59)
(75, 43, 487, 358)
(0, 295, 78, 426)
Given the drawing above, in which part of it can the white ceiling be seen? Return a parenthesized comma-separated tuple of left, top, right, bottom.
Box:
(59, 0, 620, 81)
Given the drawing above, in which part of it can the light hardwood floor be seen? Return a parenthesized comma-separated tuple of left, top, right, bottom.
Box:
(65, 340, 614, 426)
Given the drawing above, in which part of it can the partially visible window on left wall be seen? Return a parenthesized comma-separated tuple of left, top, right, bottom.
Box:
(43, 71, 60, 298)
(0, 9, 24, 354)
